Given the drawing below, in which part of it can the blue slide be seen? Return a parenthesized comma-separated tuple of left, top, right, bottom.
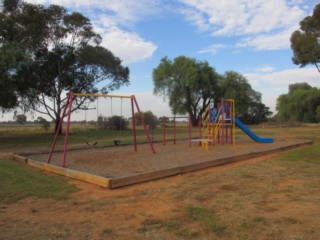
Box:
(235, 117, 273, 143)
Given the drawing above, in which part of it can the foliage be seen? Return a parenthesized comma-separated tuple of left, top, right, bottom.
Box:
(153, 56, 221, 125)
(0, 1, 129, 133)
(97, 115, 128, 131)
(36, 117, 51, 133)
(14, 114, 27, 125)
(0, 160, 77, 203)
(276, 82, 320, 123)
(134, 111, 159, 129)
(220, 71, 272, 123)
(290, 4, 320, 72)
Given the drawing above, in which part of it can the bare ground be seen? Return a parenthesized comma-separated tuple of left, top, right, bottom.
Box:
(0, 134, 320, 239)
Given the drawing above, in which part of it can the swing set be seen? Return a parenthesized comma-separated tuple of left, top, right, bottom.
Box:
(47, 91, 156, 167)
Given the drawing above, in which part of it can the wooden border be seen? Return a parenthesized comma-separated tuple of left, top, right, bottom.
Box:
(9, 140, 312, 189)
(10, 154, 110, 188)
(109, 140, 313, 188)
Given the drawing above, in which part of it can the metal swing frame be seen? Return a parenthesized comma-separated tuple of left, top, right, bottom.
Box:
(47, 91, 156, 167)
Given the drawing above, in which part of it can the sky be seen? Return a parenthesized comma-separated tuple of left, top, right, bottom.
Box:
(19, 0, 320, 119)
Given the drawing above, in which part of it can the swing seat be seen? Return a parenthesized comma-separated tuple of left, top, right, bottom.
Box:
(86, 141, 98, 147)
(113, 139, 121, 146)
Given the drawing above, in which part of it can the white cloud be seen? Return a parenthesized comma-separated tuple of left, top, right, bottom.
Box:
(180, 0, 308, 50)
(100, 27, 157, 65)
(25, 0, 160, 64)
(245, 68, 320, 87)
(255, 66, 275, 73)
(237, 27, 297, 50)
(197, 44, 227, 54)
(244, 67, 320, 112)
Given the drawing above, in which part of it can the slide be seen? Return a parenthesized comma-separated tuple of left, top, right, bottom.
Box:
(235, 117, 273, 143)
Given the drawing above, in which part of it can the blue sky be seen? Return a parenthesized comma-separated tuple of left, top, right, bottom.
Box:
(25, 0, 320, 118)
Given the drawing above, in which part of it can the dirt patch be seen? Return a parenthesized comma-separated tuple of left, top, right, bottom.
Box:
(26, 138, 310, 177)
(20, 137, 311, 188)
(1, 150, 319, 240)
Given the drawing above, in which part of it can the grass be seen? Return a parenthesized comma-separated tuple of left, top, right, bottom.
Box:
(1, 124, 320, 239)
(0, 160, 77, 203)
(138, 218, 180, 233)
(279, 144, 320, 164)
(186, 205, 227, 237)
(0, 124, 196, 150)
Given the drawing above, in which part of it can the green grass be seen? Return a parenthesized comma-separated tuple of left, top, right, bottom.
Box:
(0, 124, 197, 150)
(0, 160, 77, 203)
(138, 218, 180, 233)
(186, 205, 227, 237)
(279, 144, 320, 164)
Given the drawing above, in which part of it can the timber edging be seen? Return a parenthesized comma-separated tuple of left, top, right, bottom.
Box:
(9, 140, 313, 189)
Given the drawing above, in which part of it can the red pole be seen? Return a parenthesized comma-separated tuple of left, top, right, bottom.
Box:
(47, 92, 72, 164)
(61, 91, 74, 167)
(131, 97, 137, 151)
(230, 102, 232, 144)
(173, 116, 176, 144)
(133, 97, 156, 154)
(162, 116, 166, 145)
(221, 98, 225, 145)
(198, 115, 202, 139)
(188, 115, 191, 147)
(217, 102, 220, 144)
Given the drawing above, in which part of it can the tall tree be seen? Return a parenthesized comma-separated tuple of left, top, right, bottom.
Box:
(290, 3, 320, 72)
(276, 83, 320, 123)
(220, 71, 272, 123)
(134, 111, 159, 129)
(0, 2, 129, 132)
(153, 56, 221, 125)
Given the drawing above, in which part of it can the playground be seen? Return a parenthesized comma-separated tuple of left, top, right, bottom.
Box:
(9, 93, 313, 188)
(22, 137, 311, 188)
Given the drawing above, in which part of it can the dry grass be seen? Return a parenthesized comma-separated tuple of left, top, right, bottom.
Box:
(0, 125, 319, 239)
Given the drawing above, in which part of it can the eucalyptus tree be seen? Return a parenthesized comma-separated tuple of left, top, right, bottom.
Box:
(0, 1, 129, 132)
(291, 4, 320, 72)
(153, 56, 221, 125)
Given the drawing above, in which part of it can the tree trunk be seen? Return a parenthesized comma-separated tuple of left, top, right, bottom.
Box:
(191, 114, 199, 127)
(55, 118, 62, 135)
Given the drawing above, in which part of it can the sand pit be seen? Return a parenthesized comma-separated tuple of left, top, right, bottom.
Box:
(13, 136, 312, 188)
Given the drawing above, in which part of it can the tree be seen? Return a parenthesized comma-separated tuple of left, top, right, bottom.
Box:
(276, 83, 320, 123)
(0, 2, 130, 133)
(153, 56, 221, 125)
(134, 111, 159, 129)
(219, 71, 272, 123)
(36, 117, 50, 133)
(290, 4, 320, 72)
(14, 114, 27, 125)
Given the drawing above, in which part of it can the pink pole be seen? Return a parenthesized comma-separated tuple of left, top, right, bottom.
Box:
(131, 97, 137, 151)
(221, 98, 225, 145)
(47, 92, 72, 164)
(133, 97, 156, 154)
(61, 91, 74, 167)
(162, 116, 166, 145)
(230, 102, 232, 144)
(173, 116, 176, 144)
(198, 115, 202, 139)
(188, 115, 192, 147)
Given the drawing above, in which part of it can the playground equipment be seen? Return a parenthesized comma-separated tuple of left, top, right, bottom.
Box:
(162, 116, 191, 146)
(199, 98, 273, 150)
(47, 91, 156, 167)
(200, 98, 235, 149)
(235, 118, 273, 143)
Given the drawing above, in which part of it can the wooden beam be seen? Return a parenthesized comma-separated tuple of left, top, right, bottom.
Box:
(109, 140, 313, 188)
(10, 154, 110, 188)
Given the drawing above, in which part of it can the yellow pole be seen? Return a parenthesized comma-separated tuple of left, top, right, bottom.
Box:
(73, 93, 133, 99)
